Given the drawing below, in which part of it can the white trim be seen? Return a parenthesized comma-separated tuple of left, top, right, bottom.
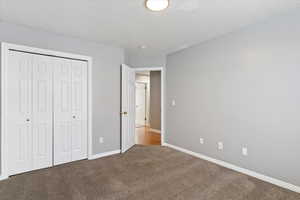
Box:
(88, 150, 120, 160)
(163, 143, 300, 193)
(87, 57, 93, 160)
(1, 43, 93, 178)
(134, 67, 163, 72)
(2, 43, 92, 61)
(134, 67, 165, 144)
(149, 128, 161, 134)
(1, 43, 9, 179)
(0, 175, 9, 181)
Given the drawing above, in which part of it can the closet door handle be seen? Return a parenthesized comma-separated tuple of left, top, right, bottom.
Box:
(72, 116, 76, 119)
(26, 118, 30, 122)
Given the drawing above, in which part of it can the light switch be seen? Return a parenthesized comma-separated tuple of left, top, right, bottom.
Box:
(242, 147, 248, 156)
(171, 100, 176, 106)
(200, 138, 204, 144)
(99, 137, 104, 144)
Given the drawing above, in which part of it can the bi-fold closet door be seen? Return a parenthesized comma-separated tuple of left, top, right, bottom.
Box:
(7, 51, 53, 175)
(53, 58, 88, 166)
(7, 50, 88, 176)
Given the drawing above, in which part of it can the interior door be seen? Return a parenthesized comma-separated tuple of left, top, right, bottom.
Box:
(70, 60, 88, 162)
(53, 58, 72, 165)
(121, 64, 136, 153)
(32, 54, 53, 170)
(135, 83, 146, 127)
(7, 51, 33, 175)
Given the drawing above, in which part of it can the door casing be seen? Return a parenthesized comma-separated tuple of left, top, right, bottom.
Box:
(134, 67, 165, 145)
(121, 66, 165, 152)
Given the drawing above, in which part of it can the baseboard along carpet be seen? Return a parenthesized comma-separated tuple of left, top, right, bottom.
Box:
(0, 145, 299, 200)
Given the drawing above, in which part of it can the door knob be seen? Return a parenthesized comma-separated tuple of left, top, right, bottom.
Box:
(73, 116, 76, 119)
(26, 119, 30, 122)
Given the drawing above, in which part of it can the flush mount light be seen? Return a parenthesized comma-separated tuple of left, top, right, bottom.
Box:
(139, 45, 147, 49)
(145, 0, 169, 12)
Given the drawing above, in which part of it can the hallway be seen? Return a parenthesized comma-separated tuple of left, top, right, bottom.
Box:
(135, 126, 161, 146)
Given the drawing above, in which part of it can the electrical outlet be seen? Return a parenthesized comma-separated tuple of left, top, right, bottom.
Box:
(200, 138, 204, 144)
(218, 142, 223, 150)
(242, 147, 248, 156)
(99, 137, 104, 144)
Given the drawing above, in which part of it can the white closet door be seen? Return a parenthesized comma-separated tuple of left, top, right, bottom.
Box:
(7, 51, 33, 175)
(70, 60, 88, 161)
(6, 48, 88, 174)
(32, 54, 53, 170)
(54, 58, 88, 165)
(54, 58, 72, 165)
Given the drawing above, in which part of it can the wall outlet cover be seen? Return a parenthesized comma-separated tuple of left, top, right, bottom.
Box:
(218, 142, 223, 150)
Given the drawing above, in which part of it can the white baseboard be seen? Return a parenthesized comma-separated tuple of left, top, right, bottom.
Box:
(0, 175, 8, 181)
(163, 143, 300, 193)
(149, 128, 161, 134)
(88, 149, 120, 160)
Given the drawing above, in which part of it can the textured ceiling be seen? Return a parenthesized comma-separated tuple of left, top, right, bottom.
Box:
(0, 0, 299, 55)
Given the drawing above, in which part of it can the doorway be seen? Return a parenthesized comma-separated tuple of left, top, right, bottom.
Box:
(121, 65, 164, 153)
(135, 70, 161, 146)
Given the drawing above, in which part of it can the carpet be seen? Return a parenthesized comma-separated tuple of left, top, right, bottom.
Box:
(0, 145, 299, 200)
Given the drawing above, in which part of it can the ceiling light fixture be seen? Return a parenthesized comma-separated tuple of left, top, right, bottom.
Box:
(145, 0, 169, 12)
(140, 45, 147, 49)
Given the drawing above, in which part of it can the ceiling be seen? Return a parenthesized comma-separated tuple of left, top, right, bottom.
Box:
(0, 0, 299, 55)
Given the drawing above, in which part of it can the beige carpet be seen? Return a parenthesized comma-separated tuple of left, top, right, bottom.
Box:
(0, 145, 299, 200)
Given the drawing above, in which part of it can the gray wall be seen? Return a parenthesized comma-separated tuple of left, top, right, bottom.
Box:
(0, 22, 124, 157)
(125, 51, 166, 68)
(150, 71, 161, 130)
(166, 9, 300, 186)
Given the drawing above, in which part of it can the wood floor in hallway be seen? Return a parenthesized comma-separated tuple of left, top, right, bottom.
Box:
(135, 126, 161, 145)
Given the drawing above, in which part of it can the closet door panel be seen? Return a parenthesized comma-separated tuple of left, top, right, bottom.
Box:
(71, 60, 88, 161)
(7, 51, 33, 175)
(32, 55, 53, 170)
(54, 59, 72, 165)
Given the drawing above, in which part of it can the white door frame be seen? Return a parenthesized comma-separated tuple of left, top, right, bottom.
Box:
(1, 43, 93, 180)
(134, 67, 165, 144)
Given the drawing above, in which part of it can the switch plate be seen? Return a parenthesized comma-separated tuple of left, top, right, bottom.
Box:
(242, 147, 248, 156)
(200, 138, 204, 144)
(218, 142, 223, 150)
(99, 137, 104, 144)
(171, 100, 176, 106)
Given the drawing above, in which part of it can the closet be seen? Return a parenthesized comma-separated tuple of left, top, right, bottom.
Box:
(6, 48, 88, 176)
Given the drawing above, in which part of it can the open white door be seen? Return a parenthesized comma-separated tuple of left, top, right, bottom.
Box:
(121, 64, 136, 153)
